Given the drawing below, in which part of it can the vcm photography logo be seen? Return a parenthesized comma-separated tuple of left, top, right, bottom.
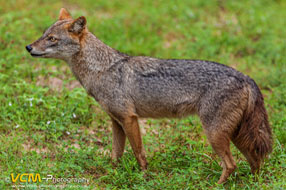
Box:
(10, 173, 42, 183)
(8, 173, 89, 184)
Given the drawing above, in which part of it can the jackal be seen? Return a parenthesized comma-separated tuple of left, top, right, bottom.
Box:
(26, 8, 272, 184)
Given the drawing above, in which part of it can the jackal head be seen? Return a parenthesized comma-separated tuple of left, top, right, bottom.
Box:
(26, 8, 87, 60)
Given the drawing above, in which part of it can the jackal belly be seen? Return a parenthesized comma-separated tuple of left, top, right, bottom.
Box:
(133, 93, 199, 118)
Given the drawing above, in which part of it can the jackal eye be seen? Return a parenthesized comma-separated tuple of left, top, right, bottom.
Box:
(48, 36, 57, 42)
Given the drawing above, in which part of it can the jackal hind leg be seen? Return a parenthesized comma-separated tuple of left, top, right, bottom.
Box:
(205, 130, 237, 184)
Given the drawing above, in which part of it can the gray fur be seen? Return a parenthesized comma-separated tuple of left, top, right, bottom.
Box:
(27, 11, 272, 184)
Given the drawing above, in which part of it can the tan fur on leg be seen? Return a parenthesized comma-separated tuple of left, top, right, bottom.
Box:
(206, 131, 237, 184)
(122, 115, 147, 170)
(111, 118, 126, 160)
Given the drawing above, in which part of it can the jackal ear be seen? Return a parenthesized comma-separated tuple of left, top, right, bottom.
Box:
(59, 8, 72, 20)
(68, 16, 86, 34)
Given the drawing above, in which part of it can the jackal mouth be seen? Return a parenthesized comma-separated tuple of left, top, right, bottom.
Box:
(31, 53, 47, 57)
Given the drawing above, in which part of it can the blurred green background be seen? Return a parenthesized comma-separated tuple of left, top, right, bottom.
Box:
(0, 0, 285, 189)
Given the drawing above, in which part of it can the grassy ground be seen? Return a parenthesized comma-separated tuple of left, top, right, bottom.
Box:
(0, 0, 286, 189)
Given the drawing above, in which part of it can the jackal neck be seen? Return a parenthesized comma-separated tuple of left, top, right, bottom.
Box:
(68, 32, 126, 84)
(73, 32, 125, 70)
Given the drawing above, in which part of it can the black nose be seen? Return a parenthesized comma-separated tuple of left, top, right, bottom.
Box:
(26, 45, 33, 52)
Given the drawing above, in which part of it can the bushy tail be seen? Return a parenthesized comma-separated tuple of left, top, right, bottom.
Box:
(233, 79, 272, 172)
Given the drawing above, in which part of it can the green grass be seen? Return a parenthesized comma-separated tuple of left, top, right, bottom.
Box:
(1, 0, 286, 189)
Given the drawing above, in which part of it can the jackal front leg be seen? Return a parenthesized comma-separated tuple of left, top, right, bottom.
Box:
(111, 118, 126, 160)
(122, 115, 147, 170)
